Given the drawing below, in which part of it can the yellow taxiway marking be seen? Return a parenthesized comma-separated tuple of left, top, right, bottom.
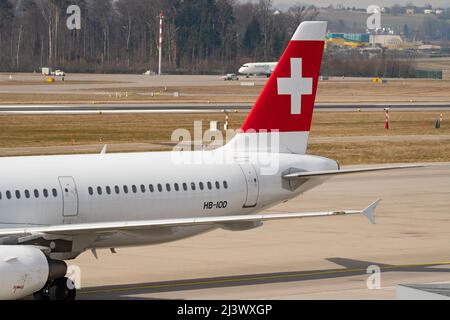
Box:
(79, 261, 450, 296)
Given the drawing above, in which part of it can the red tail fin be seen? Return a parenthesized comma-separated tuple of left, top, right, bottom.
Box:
(230, 21, 327, 154)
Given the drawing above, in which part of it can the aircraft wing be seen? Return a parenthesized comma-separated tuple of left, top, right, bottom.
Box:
(0, 200, 380, 237)
(283, 165, 423, 179)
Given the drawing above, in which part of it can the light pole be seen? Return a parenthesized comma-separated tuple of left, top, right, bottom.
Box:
(158, 11, 164, 75)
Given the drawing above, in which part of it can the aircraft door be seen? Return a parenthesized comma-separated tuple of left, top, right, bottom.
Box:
(239, 163, 259, 208)
(58, 176, 79, 217)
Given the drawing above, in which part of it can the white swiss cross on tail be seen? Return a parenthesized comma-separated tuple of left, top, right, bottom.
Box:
(277, 58, 313, 115)
(234, 21, 327, 155)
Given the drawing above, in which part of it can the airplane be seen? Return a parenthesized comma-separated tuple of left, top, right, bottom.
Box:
(0, 21, 421, 300)
(238, 61, 277, 77)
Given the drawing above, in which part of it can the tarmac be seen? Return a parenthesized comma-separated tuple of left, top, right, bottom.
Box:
(0, 73, 264, 93)
(67, 163, 450, 300)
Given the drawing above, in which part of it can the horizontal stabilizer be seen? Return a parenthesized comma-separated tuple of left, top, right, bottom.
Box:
(283, 165, 424, 179)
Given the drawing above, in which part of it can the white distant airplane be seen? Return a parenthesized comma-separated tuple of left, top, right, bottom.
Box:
(0, 21, 420, 300)
(238, 61, 277, 77)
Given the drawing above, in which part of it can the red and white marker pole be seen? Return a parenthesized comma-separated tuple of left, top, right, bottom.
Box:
(385, 108, 390, 130)
(158, 11, 164, 76)
(224, 113, 229, 130)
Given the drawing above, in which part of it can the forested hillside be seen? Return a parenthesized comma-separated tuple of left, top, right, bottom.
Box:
(0, 0, 319, 73)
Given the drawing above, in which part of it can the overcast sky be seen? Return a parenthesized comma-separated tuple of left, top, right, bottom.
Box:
(265, 0, 450, 9)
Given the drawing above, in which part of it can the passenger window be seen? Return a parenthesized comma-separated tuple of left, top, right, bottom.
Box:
(25, 190, 30, 199)
(166, 183, 171, 192)
(157, 184, 162, 192)
(15, 190, 21, 199)
(223, 181, 228, 189)
(52, 188, 57, 197)
(43, 189, 49, 198)
(199, 182, 204, 190)
(207, 181, 212, 190)
(106, 186, 111, 195)
(123, 185, 128, 194)
(97, 186, 102, 195)
(115, 185, 120, 194)
(182, 183, 187, 191)
(174, 183, 179, 191)
(88, 187, 93, 195)
(149, 184, 154, 192)
(132, 185, 137, 193)
(6, 191, 11, 199)
(140, 184, 146, 193)
(215, 181, 220, 189)
(191, 182, 196, 191)
(34, 189, 39, 198)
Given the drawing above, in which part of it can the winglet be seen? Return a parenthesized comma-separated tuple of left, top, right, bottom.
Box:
(100, 144, 107, 155)
(362, 199, 381, 224)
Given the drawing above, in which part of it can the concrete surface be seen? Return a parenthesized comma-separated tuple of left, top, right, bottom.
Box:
(65, 163, 450, 300)
(0, 74, 262, 93)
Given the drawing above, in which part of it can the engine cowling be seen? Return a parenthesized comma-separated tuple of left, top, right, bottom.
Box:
(0, 245, 67, 300)
(219, 221, 263, 231)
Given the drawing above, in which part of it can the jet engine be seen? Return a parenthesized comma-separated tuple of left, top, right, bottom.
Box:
(219, 221, 263, 231)
(0, 245, 68, 300)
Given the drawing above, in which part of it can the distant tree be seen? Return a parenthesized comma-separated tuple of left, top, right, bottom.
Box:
(390, 4, 402, 16)
(0, 0, 13, 28)
(0, 0, 428, 74)
(287, 5, 319, 27)
(403, 24, 410, 39)
(0, 0, 13, 68)
(242, 17, 261, 59)
(422, 16, 442, 40)
(270, 27, 285, 58)
(87, 0, 115, 67)
(216, 0, 237, 65)
(256, 0, 273, 60)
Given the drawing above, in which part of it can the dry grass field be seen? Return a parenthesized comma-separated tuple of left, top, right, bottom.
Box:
(0, 111, 448, 164)
(316, 79, 450, 103)
(1, 73, 449, 164)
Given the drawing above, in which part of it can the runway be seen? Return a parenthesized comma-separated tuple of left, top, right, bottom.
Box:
(0, 102, 449, 114)
(69, 163, 450, 299)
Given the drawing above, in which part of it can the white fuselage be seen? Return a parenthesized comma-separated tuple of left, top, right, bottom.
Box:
(0, 150, 337, 253)
(238, 62, 277, 76)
